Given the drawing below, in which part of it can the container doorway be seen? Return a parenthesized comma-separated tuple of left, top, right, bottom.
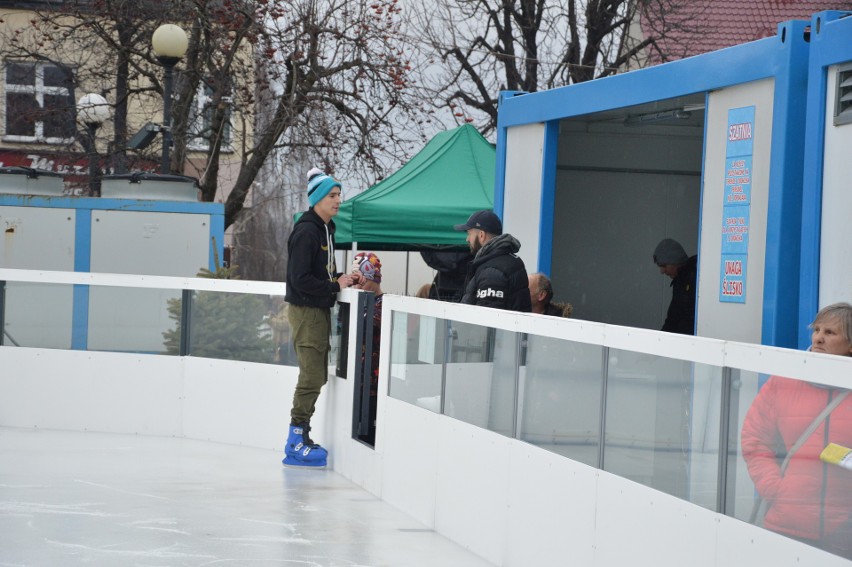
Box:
(549, 95, 706, 332)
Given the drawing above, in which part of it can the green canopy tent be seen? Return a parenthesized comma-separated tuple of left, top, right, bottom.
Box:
(333, 124, 495, 250)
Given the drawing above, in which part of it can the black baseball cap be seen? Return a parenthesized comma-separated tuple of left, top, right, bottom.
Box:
(453, 210, 503, 235)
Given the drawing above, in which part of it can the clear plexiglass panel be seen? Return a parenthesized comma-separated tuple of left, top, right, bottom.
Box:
(520, 335, 603, 467)
(388, 312, 445, 413)
(603, 349, 723, 509)
(90, 287, 180, 354)
(444, 322, 518, 435)
(185, 291, 281, 363)
(2, 282, 73, 349)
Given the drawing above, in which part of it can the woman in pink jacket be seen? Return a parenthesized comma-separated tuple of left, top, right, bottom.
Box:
(741, 302, 852, 558)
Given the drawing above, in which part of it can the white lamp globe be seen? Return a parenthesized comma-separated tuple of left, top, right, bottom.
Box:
(152, 24, 189, 60)
(77, 93, 110, 126)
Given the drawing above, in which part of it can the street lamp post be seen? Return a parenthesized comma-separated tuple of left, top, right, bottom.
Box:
(151, 24, 188, 174)
(76, 93, 110, 196)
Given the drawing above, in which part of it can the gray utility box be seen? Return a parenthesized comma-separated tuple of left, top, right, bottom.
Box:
(100, 172, 200, 201)
(0, 167, 65, 196)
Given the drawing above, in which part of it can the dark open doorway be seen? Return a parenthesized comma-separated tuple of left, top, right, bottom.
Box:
(549, 94, 706, 331)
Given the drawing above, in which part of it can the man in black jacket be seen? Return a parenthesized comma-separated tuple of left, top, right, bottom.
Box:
(653, 238, 698, 335)
(283, 168, 359, 468)
(454, 210, 531, 312)
(419, 249, 473, 302)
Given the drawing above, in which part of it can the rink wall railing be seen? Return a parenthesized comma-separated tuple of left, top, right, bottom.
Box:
(0, 268, 849, 567)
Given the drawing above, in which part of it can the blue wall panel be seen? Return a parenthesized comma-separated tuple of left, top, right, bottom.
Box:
(798, 11, 852, 349)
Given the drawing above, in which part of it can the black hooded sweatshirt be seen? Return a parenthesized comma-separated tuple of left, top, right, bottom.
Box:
(662, 254, 698, 334)
(461, 233, 531, 312)
(284, 208, 342, 308)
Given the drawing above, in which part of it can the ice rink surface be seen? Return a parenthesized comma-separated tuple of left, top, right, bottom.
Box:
(0, 427, 493, 566)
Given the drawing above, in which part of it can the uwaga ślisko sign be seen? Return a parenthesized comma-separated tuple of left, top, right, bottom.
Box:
(719, 106, 754, 304)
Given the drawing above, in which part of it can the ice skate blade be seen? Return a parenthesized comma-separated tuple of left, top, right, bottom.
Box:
(282, 456, 327, 469)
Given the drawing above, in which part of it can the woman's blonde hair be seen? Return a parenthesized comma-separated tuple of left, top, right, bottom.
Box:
(810, 302, 852, 342)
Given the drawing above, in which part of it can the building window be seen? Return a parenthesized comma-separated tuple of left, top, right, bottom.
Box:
(4, 61, 76, 143)
(188, 81, 232, 151)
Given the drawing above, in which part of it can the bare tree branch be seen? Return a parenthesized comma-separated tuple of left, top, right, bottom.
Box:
(410, 0, 707, 133)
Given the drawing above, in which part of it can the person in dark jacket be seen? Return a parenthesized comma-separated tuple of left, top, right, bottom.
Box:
(529, 272, 573, 317)
(283, 168, 359, 468)
(420, 249, 473, 302)
(653, 238, 697, 335)
(454, 210, 531, 312)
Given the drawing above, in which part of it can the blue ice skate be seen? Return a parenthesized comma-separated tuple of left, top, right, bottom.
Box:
(282, 422, 328, 468)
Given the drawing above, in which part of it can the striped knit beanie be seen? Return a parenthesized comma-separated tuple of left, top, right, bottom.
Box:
(306, 167, 341, 207)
